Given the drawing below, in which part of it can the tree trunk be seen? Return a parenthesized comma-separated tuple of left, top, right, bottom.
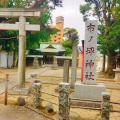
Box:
(106, 48, 116, 73)
(102, 54, 105, 72)
(13, 41, 18, 68)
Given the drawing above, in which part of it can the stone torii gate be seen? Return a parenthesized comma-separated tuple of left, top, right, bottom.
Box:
(0, 8, 40, 88)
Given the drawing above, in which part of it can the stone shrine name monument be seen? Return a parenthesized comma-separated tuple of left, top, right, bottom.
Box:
(74, 20, 106, 101)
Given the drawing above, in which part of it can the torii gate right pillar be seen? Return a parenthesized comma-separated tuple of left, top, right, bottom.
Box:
(18, 16, 26, 88)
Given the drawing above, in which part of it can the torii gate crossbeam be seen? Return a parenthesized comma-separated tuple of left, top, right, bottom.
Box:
(0, 8, 40, 88)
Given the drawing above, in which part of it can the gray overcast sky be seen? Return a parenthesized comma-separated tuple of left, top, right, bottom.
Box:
(51, 0, 86, 45)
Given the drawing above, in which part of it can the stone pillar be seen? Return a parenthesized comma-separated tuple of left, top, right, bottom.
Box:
(63, 60, 69, 83)
(59, 82, 70, 120)
(101, 92, 110, 120)
(18, 16, 26, 88)
(71, 42, 77, 88)
(33, 83, 42, 108)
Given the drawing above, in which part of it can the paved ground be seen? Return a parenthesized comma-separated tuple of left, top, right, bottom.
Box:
(0, 66, 50, 94)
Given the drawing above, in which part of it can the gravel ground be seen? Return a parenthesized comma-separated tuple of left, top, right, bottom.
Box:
(0, 66, 120, 120)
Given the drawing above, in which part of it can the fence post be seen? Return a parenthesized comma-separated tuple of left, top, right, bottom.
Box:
(59, 82, 70, 120)
(101, 92, 110, 120)
(33, 83, 42, 108)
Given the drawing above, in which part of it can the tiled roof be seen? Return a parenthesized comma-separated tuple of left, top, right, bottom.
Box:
(39, 42, 65, 53)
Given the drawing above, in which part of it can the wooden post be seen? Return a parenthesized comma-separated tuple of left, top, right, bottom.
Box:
(5, 74, 9, 105)
(59, 82, 70, 120)
(81, 40, 84, 82)
(101, 92, 110, 120)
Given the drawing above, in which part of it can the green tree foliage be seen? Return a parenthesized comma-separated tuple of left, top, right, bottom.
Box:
(7, 0, 26, 8)
(62, 40, 72, 49)
(62, 40, 72, 56)
(62, 28, 79, 56)
(0, 31, 18, 52)
(80, 0, 120, 73)
(64, 28, 79, 43)
(64, 47, 72, 56)
(0, 0, 61, 67)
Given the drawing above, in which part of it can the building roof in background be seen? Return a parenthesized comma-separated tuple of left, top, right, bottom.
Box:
(39, 42, 65, 53)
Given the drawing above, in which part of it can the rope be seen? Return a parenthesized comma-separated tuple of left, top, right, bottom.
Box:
(39, 97, 58, 106)
(0, 37, 17, 40)
(8, 94, 18, 99)
(0, 34, 26, 40)
(8, 80, 15, 86)
(110, 110, 120, 113)
(70, 98, 101, 103)
(71, 105, 101, 110)
(110, 101, 120, 105)
(40, 90, 59, 98)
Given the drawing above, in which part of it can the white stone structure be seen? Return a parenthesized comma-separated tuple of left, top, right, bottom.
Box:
(0, 51, 13, 68)
(74, 20, 106, 101)
(96, 55, 108, 71)
(0, 8, 40, 88)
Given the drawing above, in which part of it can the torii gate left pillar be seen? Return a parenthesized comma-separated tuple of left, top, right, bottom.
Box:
(0, 8, 40, 88)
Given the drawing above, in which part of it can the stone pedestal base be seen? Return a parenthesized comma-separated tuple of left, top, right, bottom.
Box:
(73, 81, 106, 101)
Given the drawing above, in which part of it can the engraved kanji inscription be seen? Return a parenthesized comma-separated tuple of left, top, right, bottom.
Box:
(88, 36, 93, 42)
(87, 23, 95, 33)
(85, 72, 94, 80)
(86, 47, 95, 56)
(85, 60, 94, 68)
